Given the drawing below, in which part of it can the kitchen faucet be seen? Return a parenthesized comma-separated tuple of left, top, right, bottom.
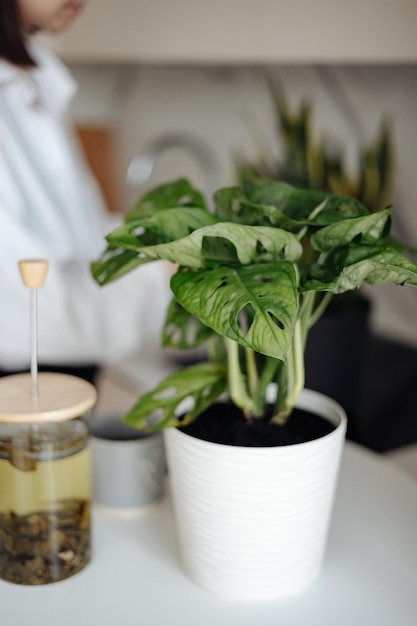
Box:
(126, 132, 220, 197)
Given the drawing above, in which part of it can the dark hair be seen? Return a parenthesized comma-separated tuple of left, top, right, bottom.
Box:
(0, 0, 36, 66)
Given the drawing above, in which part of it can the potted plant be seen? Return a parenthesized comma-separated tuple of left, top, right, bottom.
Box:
(92, 177, 417, 599)
(235, 80, 395, 431)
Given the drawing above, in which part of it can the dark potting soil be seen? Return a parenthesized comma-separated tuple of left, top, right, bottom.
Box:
(179, 401, 335, 447)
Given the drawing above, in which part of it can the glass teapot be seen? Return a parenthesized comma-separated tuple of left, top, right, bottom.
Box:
(0, 372, 96, 585)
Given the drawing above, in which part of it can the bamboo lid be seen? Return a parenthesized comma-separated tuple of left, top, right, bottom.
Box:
(0, 372, 97, 424)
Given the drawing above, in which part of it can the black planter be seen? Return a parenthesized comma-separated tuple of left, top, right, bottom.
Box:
(304, 294, 371, 434)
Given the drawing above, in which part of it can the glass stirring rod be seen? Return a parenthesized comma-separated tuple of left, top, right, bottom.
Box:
(18, 260, 49, 397)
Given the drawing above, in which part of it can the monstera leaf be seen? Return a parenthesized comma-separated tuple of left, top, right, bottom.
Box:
(214, 187, 299, 229)
(163, 298, 214, 349)
(171, 261, 299, 360)
(124, 362, 228, 430)
(129, 223, 302, 269)
(310, 209, 391, 251)
(107, 207, 218, 250)
(127, 177, 207, 219)
(301, 247, 417, 293)
(242, 179, 368, 224)
(91, 247, 147, 286)
(92, 207, 218, 285)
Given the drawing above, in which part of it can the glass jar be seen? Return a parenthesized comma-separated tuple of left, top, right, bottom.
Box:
(0, 372, 96, 585)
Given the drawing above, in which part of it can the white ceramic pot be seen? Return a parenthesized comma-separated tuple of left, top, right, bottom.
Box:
(163, 388, 347, 600)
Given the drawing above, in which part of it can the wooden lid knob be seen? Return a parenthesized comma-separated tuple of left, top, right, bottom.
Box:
(18, 259, 49, 289)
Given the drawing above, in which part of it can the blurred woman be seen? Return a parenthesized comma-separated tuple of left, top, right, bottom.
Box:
(0, 0, 170, 383)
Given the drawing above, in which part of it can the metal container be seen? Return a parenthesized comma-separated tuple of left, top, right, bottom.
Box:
(89, 414, 166, 510)
(0, 372, 96, 585)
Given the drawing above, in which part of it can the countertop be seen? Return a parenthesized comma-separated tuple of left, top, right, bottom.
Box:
(1, 442, 417, 625)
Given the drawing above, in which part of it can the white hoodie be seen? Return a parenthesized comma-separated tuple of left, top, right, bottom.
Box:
(0, 41, 170, 369)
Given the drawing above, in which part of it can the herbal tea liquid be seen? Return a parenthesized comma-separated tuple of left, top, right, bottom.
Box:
(0, 419, 91, 585)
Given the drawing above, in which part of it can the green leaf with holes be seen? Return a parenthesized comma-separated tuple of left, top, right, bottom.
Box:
(162, 298, 214, 349)
(91, 247, 149, 286)
(124, 362, 228, 430)
(171, 261, 298, 360)
(106, 207, 218, 250)
(310, 209, 391, 251)
(127, 178, 207, 219)
(92, 207, 218, 285)
(242, 179, 368, 224)
(133, 223, 302, 268)
(301, 247, 417, 293)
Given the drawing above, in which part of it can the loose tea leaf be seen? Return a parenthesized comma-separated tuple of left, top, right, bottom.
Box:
(0, 499, 91, 585)
(3, 443, 36, 472)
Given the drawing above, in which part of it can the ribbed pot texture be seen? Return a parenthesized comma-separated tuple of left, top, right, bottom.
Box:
(164, 388, 347, 600)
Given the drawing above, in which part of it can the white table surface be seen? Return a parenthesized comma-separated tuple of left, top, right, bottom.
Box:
(1, 442, 417, 626)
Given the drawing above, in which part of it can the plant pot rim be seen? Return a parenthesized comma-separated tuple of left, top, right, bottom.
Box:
(166, 387, 347, 455)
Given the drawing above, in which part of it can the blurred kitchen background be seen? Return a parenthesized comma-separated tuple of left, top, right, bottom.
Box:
(40, 1, 417, 473)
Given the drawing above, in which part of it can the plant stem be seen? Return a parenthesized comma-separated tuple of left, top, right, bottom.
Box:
(253, 356, 280, 412)
(308, 291, 333, 328)
(308, 197, 329, 221)
(274, 318, 305, 422)
(207, 335, 225, 363)
(225, 338, 257, 416)
(296, 225, 308, 242)
(298, 291, 315, 345)
(245, 347, 258, 397)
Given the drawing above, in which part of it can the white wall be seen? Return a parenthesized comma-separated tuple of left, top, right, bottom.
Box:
(68, 63, 417, 347)
(41, 0, 417, 64)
